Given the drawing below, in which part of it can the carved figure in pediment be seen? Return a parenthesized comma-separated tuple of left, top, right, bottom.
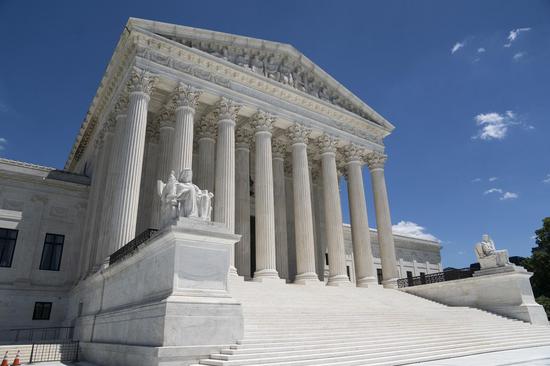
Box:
(293, 66, 307, 91)
(250, 53, 264, 75)
(318, 84, 330, 101)
(236, 50, 250, 68)
(279, 57, 294, 85)
(264, 54, 281, 80)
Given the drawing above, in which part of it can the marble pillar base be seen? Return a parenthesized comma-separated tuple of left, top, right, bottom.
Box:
(294, 272, 322, 286)
(327, 274, 353, 287)
(356, 276, 381, 288)
(70, 219, 243, 365)
(401, 265, 548, 325)
(253, 269, 283, 283)
(382, 278, 398, 289)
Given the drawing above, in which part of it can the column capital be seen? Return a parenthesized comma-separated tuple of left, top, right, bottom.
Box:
(127, 67, 158, 95)
(215, 97, 241, 122)
(172, 82, 202, 110)
(114, 95, 129, 115)
(251, 110, 275, 134)
(272, 139, 287, 159)
(146, 122, 160, 144)
(365, 151, 387, 170)
(196, 114, 217, 140)
(235, 127, 253, 149)
(317, 133, 339, 155)
(343, 144, 367, 164)
(157, 108, 175, 129)
(287, 123, 311, 145)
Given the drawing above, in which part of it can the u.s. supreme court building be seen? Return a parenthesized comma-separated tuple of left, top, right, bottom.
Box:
(1, 18, 548, 366)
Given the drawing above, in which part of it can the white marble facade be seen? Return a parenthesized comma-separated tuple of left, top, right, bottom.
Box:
(0, 18, 443, 339)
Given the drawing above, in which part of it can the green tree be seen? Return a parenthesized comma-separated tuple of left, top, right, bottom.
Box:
(522, 217, 550, 317)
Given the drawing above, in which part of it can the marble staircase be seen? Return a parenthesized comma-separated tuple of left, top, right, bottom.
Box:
(192, 279, 550, 366)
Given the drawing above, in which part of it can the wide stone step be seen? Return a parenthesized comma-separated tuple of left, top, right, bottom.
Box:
(216, 332, 550, 360)
(199, 339, 550, 365)
(225, 328, 550, 354)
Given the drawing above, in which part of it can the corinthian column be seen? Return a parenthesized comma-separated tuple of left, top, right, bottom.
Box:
(171, 83, 201, 178)
(344, 145, 378, 287)
(109, 68, 157, 253)
(195, 114, 217, 193)
(365, 151, 398, 288)
(317, 134, 350, 286)
(235, 127, 252, 279)
(272, 140, 289, 280)
(251, 111, 280, 281)
(96, 100, 127, 265)
(288, 124, 319, 284)
(214, 97, 241, 274)
(151, 109, 174, 229)
(136, 123, 159, 234)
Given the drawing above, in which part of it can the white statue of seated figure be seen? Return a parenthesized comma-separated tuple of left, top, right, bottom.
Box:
(158, 169, 214, 227)
(474, 234, 510, 269)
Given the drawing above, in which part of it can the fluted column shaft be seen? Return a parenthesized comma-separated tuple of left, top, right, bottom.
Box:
(136, 131, 159, 234)
(252, 113, 279, 280)
(272, 141, 289, 280)
(196, 115, 217, 193)
(288, 125, 319, 284)
(214, 98, 240, 275)
(345, 146, 378, 287)
(96, 111, 126, 265)
(366, 152, 398, 288)
(151, 116, 175, 229)
(318, 135, 349, 286)
(171, 84, 201, 178)
(235, 128, 252, 279)
(108, 70, 156, 254)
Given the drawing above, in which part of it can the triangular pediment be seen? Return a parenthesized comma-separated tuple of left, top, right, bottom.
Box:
(128, 18, 394, 131)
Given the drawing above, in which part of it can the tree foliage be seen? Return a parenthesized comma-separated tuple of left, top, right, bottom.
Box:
(522, 217, 550, 317)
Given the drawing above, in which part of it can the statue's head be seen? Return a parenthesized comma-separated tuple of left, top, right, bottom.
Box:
(168, 171, 177, 184)
(179, 169, 192, 183)
(482, 234, 490, 242)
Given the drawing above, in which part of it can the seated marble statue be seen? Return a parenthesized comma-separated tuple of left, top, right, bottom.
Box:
(474, 234, 510, 269)
(157, 169, 214, 227)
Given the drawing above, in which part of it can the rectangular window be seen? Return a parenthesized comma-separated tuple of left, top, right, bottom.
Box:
(346, 265, 351, 280)
(420, 272, 426, 284)
(32, 302, 52, 320)
(39, 233, 65, 271)
(0, 228, 18, 267)
(376, 268, 383, 284)
(325, 253, 329, 266)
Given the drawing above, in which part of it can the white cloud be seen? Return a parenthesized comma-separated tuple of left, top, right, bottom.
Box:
(471, 178, 482, 183)
(504, 27, 531, 47)
(472, 110, 530, 141)
(543, 174, 550, 184)
(392, 221, 439, 242)
(484, 188, 503, 195)
(488, 177, 498, 182)
(0, 138, 6, 151)
(500, 192, 519, 200)
(451, 41, 465, 54)
(477, 47, 486, 53)
(513, 52, 525, 61)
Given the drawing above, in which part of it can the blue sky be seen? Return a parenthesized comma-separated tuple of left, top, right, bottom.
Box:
(1, 0, 549, 268)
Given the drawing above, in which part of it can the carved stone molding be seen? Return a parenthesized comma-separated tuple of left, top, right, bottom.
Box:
(215, 97, 241, 122)
(287, 124, 311, 145)
(250, 110, 275, 133)
(272, 139, 287, 159)
(172, 82, 202, 110)
(127, 67, 158, 95)
(365, 151, 387, 170)
(317, 133, 339, 154)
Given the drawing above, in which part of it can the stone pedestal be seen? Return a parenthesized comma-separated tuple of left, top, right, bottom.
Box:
(402, 265, 549, 325)
(70, 219, 243, 366)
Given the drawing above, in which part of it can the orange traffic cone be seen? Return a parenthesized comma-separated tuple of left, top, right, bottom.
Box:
(11, 350, 20, 366)
(1, 351, 8, 366)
